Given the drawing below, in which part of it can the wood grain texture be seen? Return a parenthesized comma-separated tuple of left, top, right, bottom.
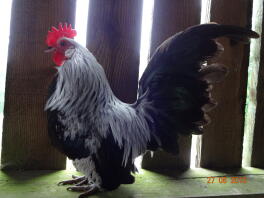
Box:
(251, 1, 264, 168)
(86, 0, 143, 103)
(141, 0, 201, 170)
(200, 0, 252, 168)
(1, 0, 76, 169)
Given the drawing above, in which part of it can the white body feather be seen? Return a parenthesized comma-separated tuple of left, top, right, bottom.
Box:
(46, 38, 159, 166)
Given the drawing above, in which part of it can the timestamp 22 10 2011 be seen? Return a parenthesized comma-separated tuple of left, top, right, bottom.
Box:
(207, 176, 247, 184)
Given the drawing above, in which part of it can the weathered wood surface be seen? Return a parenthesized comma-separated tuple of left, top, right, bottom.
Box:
(86, 0, 143, 103)
(1, 169, 264, 198)
(142, 0, 201, 170)
(200, 0, 252, 168)
(1, 0, 76, 170)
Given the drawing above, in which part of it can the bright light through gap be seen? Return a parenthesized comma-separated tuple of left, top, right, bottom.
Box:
(242, 0, 263, 167)
(66, 0, 90, 170)
(135, 0, 154, 170)
(200, 0, 212, 24)
(190, 0, 212, 169)
(138, 0, 154, 79)
(0, 0, 12, 162)
(75, 0, 90, 46)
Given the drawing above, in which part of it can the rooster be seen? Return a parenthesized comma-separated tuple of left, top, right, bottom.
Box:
(45, 23, 258, 197)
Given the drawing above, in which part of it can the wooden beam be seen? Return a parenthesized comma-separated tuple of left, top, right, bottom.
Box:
(86, 0, 143, 103)
(200, 0, 252, 168)
(1, 0, 76, 170)
(141, 0, 201, 170)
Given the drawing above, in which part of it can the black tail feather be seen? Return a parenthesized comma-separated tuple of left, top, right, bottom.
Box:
(138, 23, 258, 154)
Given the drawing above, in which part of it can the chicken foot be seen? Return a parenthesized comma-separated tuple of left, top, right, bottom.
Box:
(67, 184, 99, 198)
(58, 175, 88, 186)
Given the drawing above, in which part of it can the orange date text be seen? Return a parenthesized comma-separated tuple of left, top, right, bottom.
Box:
(207, 176, 247, 184)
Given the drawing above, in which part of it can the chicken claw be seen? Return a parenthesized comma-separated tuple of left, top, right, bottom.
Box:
(58, 175, 87, 186)
(67, 184, 99, 198)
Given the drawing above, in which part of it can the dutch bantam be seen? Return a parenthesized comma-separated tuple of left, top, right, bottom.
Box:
(45, 23, 258, 197)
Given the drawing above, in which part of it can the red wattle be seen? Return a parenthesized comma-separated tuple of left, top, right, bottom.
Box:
(52, 51, 66, 66)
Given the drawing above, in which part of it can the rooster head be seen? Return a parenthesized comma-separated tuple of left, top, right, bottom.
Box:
(45, 23, 77, 66)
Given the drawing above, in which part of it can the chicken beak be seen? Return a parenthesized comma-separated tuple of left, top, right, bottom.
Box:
(45, 47, 56, 53)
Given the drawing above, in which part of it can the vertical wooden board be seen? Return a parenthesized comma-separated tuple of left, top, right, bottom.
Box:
(200, 0, 252, 168)
(142, 0, 201, 170)
(251, 2, 264, 168)
(149, 0, 201, 54)
(86, 0, 143, 103)
(1, 0, 76, 170)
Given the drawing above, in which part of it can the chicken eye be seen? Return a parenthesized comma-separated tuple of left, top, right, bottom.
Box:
(60, 41, 67, 47)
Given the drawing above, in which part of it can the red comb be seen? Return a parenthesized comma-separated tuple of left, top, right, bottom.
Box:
(46, 23, 77, 46)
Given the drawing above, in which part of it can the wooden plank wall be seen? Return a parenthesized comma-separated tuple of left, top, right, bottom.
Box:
(200, 0, 253, 168)
(1, 0, 76, 170)
(251, 0, 264, 168)
(86, 0, 143, 103)
(141, 0, 201, 170)
(1, 0, 262, 171)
